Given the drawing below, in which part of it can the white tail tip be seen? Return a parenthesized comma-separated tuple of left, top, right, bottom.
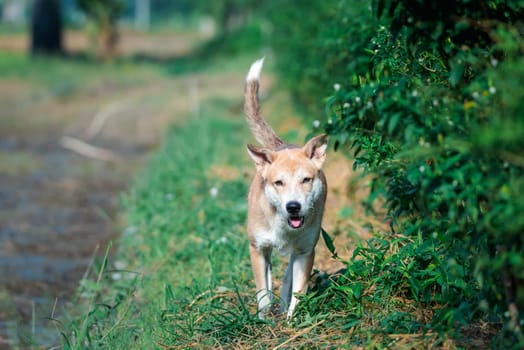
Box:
(246, 57, 265, 82)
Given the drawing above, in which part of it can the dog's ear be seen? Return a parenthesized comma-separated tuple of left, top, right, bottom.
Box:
(304, 134, 328, 169)
(247, 144, 274, 172)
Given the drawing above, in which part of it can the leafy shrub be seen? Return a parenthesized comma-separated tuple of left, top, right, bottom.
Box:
(268, 0, 524, 346)
(266, 0, 378, 117)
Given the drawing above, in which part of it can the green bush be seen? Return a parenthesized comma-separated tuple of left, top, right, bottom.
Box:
(268, 0, 523, 346)
(266, 0, 378, 117)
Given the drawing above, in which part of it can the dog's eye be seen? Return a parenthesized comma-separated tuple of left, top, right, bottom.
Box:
(302, 177, 312, 184)
(274, 180, 284, 187)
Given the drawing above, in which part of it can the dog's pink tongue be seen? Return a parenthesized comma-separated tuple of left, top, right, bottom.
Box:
(290, 218, 302, 228)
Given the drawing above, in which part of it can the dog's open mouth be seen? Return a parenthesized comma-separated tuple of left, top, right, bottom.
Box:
(288, 216, 304, 229)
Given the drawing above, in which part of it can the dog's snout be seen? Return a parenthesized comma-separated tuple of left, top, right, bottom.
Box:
(286, 201, 301, 214)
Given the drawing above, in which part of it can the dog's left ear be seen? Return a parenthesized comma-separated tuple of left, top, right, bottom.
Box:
(304, 134, 328, 169)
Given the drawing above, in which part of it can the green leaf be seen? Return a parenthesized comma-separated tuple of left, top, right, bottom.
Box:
(449, 61, 464, 87)
(321, 228, 338, 259)
(388, 112, 401, 135)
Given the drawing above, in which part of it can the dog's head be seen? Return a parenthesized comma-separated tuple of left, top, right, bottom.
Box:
(247, 134, 328, 230)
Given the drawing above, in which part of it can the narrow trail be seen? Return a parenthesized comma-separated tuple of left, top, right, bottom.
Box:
(0, 30, 207, 346)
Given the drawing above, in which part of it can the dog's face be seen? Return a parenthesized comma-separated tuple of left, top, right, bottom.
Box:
(247, 135, 328, 230)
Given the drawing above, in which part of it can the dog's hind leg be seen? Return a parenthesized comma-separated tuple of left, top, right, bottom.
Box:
(250, 244, 273, 318)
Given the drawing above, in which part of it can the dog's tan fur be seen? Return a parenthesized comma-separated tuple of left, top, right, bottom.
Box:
(243, 58, 328, 319)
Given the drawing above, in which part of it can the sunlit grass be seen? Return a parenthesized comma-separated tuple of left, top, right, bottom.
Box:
(60, 98, 256, 347)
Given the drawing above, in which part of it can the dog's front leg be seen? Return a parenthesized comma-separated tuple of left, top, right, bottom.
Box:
(286, 250, 315, 319)
(249, 243, 272, 318)
(280, 254, 293, 314)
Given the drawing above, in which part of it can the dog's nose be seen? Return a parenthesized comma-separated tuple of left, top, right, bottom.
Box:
(286, 201, 301, 214)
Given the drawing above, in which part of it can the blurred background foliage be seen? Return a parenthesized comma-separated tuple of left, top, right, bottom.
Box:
(75, 0, 125, 58)
(1, 0, 522, 347)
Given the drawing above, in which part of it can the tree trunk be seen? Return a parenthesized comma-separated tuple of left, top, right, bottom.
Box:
(31, 0, 63, 56)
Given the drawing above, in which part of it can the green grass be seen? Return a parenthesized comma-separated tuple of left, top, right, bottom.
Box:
(58, 85, 363, 349)
(55, 64, 484, 350)
(60, 103, 259, 348)
(0, 52, 165, 93)
(57, 84, 457, 349)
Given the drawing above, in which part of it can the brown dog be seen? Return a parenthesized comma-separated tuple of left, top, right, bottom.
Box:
(244, 58, 328, 319)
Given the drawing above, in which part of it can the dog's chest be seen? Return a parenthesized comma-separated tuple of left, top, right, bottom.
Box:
(254, 222, 290, 252)
(253, 220, 317, 254)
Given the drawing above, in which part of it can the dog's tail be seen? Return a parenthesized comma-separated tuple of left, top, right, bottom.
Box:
(244, 58, 285, 150)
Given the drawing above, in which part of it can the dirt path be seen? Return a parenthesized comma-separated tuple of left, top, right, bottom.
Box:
(0, 31, 211, 347)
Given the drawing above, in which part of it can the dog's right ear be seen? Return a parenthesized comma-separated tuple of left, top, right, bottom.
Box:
(247, 144, 274, 172)
(304, 134, 328, 169)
